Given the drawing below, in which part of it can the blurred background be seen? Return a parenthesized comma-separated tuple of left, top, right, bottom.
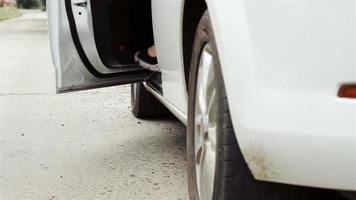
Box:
(0, 0, 46, 21)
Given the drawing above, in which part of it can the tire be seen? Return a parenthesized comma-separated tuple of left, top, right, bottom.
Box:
(130, 82, 171, 119)
(187, 11, 347, 200)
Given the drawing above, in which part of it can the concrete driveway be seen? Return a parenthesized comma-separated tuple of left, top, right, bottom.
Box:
(0, 10, 187, 200)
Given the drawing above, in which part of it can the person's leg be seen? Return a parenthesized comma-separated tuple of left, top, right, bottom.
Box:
(135, 45, 160, 72)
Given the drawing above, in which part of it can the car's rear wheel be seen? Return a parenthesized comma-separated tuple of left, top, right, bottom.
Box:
(130, 82, 171, 118)
(187, 11, 347, 200)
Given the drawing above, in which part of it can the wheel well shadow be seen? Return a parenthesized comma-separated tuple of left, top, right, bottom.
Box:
(182, 0, 207, 90)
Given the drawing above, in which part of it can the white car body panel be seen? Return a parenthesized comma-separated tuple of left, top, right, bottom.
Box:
(206, 0, 356, 190)
(48, 0, 356, 192)
(152, 0, 188, 114)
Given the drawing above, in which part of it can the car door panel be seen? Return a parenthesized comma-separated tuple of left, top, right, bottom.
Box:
(48, 0, 146, 93)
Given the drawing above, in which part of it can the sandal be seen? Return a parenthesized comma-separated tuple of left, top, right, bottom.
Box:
(134, 50, 160, 72)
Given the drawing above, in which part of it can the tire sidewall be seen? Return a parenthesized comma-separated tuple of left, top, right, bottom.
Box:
(187, 11, 223, 200)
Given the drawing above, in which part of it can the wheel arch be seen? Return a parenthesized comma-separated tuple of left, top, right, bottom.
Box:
(181, 0, 268, 186)
(192, 0, 356, 191)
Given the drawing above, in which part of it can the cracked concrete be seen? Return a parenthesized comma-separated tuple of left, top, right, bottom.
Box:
(0, 10, 188, 200)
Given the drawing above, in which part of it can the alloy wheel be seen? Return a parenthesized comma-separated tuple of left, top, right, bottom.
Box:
(194, 43, 218, 200)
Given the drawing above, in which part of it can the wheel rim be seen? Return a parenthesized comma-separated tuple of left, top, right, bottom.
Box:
(194, 43, 218, 200)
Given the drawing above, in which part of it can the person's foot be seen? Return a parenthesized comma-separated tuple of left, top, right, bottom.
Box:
(134, 46, 160, 72)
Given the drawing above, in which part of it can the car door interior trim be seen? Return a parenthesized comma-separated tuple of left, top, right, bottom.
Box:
(64, 0, 146, 79)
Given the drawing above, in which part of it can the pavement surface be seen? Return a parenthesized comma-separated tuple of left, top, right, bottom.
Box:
(0, 10, 188, 200)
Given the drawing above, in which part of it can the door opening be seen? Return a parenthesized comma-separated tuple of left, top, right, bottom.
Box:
(90, 0, 162, 92)
(90, 0, 154, 68)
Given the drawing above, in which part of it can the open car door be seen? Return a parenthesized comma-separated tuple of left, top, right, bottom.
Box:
(47, 0, 147, 93)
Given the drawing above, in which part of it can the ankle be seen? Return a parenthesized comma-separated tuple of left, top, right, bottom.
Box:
(147, 46, 157, 58)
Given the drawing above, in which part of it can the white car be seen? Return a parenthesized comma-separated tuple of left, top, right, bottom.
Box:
(47, 0, 356, 199)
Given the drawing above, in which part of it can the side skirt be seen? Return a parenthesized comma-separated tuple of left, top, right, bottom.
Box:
(143, 82, 188, 125)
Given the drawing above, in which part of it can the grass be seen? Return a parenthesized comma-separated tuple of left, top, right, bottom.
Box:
(0, 7, 22, 21)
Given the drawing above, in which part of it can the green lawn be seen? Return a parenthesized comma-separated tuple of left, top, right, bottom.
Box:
(0, 7, 22, 21)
